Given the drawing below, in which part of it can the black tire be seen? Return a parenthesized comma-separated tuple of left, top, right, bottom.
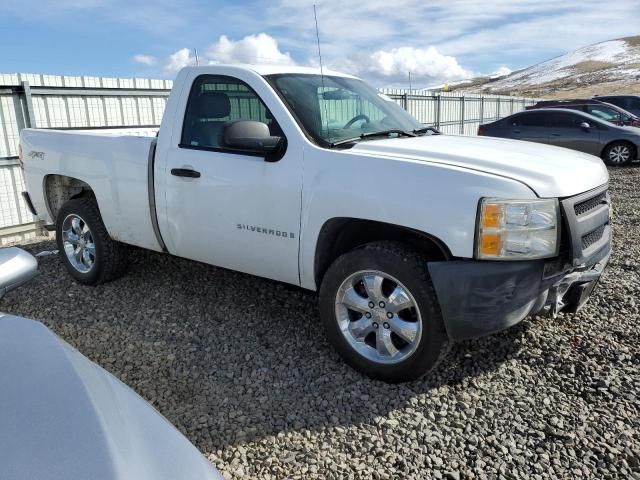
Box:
(602, 141, 635, 166)
(56, 196, 128, 285)
(319, 241, 449, 383)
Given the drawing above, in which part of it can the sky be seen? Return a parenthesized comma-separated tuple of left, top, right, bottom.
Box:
(1, 0, 639, 88)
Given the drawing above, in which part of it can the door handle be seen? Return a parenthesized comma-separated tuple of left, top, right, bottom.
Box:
(171, 168, 201, 178)
(512, 129, 521, 134)
(551, 133, 561, 137)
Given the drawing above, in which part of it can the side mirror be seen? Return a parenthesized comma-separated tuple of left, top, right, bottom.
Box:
(580, 121, 591, 131)
(223, 121, 282, 154)
(0, 247, 37, 299)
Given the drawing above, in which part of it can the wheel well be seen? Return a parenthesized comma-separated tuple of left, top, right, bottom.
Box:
(44, 174, 95, 222)
(314, 218, 451, 288)
(601, 140, 637, 159)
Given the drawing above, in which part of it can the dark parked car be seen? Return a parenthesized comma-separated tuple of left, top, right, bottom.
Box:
(478, 108, 640, 165)
(526, 99, 640, 127)
(594, 95, 640, 116)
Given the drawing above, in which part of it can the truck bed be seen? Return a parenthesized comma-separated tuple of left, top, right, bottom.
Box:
(20, 128, 163, 252)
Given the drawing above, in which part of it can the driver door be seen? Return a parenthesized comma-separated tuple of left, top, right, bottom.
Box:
(545, 111, 601, 155)
(157, 74, 302, 285)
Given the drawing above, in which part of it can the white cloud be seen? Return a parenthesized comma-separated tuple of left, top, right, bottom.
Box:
(163, 48, 196, 74)
(70, 0, 637, 84)
(345, 46, 472, 85)
(6, 0, 640, 82)
(231, 0, 640, 80)
(132, 54, 157, 67)
(143, 34, 295, 77)
(491, 66, 512, 78)
(206, 33, 295, 66)
(152, 35, 471, 86)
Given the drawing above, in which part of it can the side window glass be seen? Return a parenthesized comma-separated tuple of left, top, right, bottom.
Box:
(514, 112, 544, 127)
(549, 112, 577, 128)
(181, 75, 280, 150)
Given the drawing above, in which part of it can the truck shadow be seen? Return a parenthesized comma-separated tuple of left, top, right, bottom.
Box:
(5, 239, 526, 453)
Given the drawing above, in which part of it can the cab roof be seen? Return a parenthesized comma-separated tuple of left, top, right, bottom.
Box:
(179, 64, 359, 79)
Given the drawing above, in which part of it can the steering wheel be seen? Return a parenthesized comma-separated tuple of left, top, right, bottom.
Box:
(343, 114, 370, 129)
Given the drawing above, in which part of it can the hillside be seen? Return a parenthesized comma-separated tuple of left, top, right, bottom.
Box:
(456, 36, 640, 99)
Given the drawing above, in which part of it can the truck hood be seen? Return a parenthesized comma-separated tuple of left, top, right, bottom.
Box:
(351, 135, 608, 197)
(0, 315, 223, 480)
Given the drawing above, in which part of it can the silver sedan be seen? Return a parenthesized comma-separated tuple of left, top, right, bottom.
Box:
(479, 108, 640, 165)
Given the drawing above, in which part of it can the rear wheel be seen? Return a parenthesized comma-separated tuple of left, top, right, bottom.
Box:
(602, 141, 634, 166)
(56, 197, 128, 285)
(319, 242, 448, 383)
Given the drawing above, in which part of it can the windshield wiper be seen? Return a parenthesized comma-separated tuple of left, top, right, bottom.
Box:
(330, 129, 415, 148)
(360, 129, 416, 139)
(330, 136, 362, 147)
(413, 126, 441, 135)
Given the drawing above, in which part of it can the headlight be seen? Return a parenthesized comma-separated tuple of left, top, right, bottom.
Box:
(476, 198, 559, 260)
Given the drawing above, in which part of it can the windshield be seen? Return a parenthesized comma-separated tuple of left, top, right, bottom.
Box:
(266, 74, 422, 147)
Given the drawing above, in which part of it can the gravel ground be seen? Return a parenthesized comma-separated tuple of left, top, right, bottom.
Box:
(3, 167, 639, 479)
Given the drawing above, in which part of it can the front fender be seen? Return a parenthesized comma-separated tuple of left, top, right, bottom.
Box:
(298, 146, 537, 290)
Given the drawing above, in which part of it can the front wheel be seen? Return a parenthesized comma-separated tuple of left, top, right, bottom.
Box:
(56, 196, 128, 285)
(603, 141, 634, 166)
(319, 242, 448, 383)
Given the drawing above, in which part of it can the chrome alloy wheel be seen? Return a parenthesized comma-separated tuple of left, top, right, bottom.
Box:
(609, 144, 631, 164)
(334, 270, 422, 364)
(62, 214, 96, 273)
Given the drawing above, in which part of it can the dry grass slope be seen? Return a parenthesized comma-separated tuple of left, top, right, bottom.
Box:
(571, 60, 615, 74)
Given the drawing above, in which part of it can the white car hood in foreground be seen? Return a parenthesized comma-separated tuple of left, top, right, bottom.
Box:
(352, 135, 609, 198)
(0, 315, 223, 480)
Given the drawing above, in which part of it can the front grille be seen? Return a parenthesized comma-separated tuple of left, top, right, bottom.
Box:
(582, 224, 606, 250)
(574, 191, 607, 216)
(561, 185, 611, 265)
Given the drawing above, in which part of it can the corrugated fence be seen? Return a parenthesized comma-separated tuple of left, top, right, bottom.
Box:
(0, 73, 172, 243)
(0, 73, 537, 241)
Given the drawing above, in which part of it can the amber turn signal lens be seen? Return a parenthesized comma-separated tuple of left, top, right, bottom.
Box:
(479, 232, 501, 256)
(482, 203, 502, 229)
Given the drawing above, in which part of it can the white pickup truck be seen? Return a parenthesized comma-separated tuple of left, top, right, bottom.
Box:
(20, 65, 612, 382)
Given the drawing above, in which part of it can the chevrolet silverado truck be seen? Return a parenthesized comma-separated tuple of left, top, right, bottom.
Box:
(20, 65, 612, 382)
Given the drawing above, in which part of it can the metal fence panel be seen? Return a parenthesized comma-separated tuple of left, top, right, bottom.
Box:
(0, 73, 172, 240)
(0, 165, 31, 228)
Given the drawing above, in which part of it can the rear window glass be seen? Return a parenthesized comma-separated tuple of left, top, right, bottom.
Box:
(599, 97, 625, 108)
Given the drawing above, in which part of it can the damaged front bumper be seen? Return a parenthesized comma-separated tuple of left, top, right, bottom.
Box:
(428, 184, 612, 341)
(427, 242, 611, 341)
